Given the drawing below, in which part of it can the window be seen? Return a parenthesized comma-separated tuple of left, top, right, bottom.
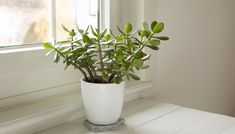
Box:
(0, 0, 99, 48)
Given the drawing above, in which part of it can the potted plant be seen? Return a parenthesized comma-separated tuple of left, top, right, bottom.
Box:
(43, 21, 169, 125)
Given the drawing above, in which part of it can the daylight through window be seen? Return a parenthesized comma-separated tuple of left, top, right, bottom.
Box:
(0, 0, 98, 47)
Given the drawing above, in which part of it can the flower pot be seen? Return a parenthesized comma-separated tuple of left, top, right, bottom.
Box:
(81, 79, 125, 125)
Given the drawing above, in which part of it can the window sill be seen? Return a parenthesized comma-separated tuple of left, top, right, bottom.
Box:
(0, 82, 153, 134)
(0, 44, 44, 54)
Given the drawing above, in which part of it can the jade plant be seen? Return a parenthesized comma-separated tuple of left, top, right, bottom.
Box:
(43, 21, 169, 84)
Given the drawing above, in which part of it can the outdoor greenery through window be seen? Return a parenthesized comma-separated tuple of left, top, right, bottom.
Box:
(0, 0, 98, 48)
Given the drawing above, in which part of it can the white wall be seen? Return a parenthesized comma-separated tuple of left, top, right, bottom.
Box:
(122, 0, 159, 98)
(155, 0, 235, 115)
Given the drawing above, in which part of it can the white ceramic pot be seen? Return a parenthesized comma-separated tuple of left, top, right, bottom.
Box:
(81, 79, 125, 125)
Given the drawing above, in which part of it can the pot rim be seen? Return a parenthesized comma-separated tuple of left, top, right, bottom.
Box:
(81, 77, 125, 85)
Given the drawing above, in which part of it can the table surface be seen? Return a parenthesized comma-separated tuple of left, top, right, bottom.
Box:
(37, 99, 235, 134)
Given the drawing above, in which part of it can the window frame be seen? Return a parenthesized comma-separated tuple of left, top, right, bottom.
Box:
(0, 0, 119, 104)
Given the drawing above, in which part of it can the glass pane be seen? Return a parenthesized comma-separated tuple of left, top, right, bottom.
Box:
(56, 0, 98, 41)
(0, 0, 49, 47)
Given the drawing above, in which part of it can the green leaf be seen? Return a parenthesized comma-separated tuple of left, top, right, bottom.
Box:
(141, 54, 151, 61)
(102, 72, 109, 81)
(153, 23, 164, 33)
(155, 36, 169, 41)
(100, 29, 107, 37)
(125, 23, 132, 33)
(53, 53, 60, 63)
(133, 59, 143, 68)
(59, 40, 71, 44)
(84, 26, 89, 34)
(62, 25, 70, 33)
(149, 40, 160, 46)
(45, 49, 55, 56)
(76, 25, 84, 35)
(143, 21, 149, 31)
(69, 29, 76, 37)
(116, 35, 125, 41)
(43, 43, 54, 49)
(135, 51, 144, 59)
(147, 45, 159, 50)
(117, 26, 126, 35)
(141, 30, 148, 38)
(138, 30, 142, 36)
(139, 64, 149, 69)
(103, 48, 114, 53)
(83, 35, 94, 44)
(151, 21, 158, 31)
(114, 75, 123, 84)
(104, 34, 111, 41)
(129, 73, 140, 80)
(95, 28, 100, 35)
(116, 49, 125, 62)
(90, 25, 98, 37)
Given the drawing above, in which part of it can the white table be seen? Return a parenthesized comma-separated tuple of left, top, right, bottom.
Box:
(37, 99, 235, 134)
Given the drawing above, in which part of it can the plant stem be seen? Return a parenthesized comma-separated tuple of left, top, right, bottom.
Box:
(85, 67, 95, 82)
(125, 33, 155, 73)
(108, 73, 116, 83)
(53, 47, 88, 81)
(91, 66, 98, 78)
(97, 36, 106, 81)
(75, 64, 89, 81)
(126, 35, 132, 53)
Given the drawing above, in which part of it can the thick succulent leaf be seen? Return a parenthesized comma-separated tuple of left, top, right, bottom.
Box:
(53, 53, 60, 63)
(139, 64, 149, 69)
(114, 75, 123, 84)
(117, 26, 126, 35)
(151, 21, 158, 31)
(125, 23, 132, 33)
(155, 36, 169, 41)
(138, 30, 142, 36)
(104, 34, 111, 41)
(62, 25, 70, 33)
(141, 30, 148, 38)
(143, 21, 149, 31)
(153, 23, 164, 33)
(83, 35, 94, 44)
(90, 25, 98, 37)
(76, 25, 84, 35)
(45, 49, 55, 56)
(129, 73, 140, 80)
(60, 40, 71, 44)
(102, 72, 109, 81)
(100, 29, 107, 37)
(149, 40, 160, 46)
(69, 29, 76, 37)
(43, 43, 54, 49)
(133, 59, 143, 68)
(147, 45, 159, 50)
(141, 54, 151, 61)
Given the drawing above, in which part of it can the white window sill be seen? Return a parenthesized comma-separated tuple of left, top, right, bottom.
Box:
(0, 82, 153, 134)
(0, 44, 44, 54)
(37, 100, 235, 134)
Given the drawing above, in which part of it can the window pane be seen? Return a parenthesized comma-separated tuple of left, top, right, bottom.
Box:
(56, 0, 98, 40)
(0, 0, 98, 47)
(0, 0, 49, 47)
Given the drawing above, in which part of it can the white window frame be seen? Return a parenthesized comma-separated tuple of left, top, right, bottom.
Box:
(0, 0, 123, 107)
